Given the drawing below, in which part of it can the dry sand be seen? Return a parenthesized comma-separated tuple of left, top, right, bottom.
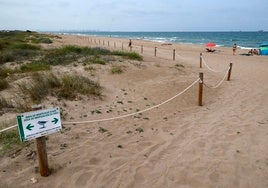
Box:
(0, 34, 267, 188)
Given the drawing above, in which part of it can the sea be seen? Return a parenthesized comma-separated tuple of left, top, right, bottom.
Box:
(58, 31, 267, 49)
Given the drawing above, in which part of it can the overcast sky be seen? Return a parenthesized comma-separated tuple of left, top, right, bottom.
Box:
(0, 0, 267, 32)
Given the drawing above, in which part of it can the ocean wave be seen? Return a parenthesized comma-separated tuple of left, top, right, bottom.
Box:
(60, 31, 267, 48)
(239, 46, 256, 50)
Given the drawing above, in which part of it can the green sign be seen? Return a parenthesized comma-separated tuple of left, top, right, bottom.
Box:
(17, 107, 62, 142)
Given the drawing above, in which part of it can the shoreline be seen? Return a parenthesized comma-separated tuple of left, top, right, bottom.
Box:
(51, 31, 268, 49)
(56, 33, 253, 58)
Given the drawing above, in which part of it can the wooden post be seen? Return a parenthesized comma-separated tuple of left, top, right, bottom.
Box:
(227, 63, 233, 81)
(141, 45, 143, 54)
(36, 136, 49, 177)
(198, 73, 204, 106)
(33, 105, 49, 177)
(173, 49, 176, 61)
(154, 47, 157, 56)
(122, 43, 124, 50)
(200, 53, 203, 68)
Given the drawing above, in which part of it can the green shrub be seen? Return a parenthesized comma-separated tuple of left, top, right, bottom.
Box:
(0, 67, 13, 78)
(31, 37, 53, 44)
(0, 49, 39, 63)
(20, 62, 50, 72)
(0, 129, 26, 157)
(59, 75, 102, 99)
(18, 73, 102, 102)
(90, 56, 106, 65)
(40, 49, 78, 65)
(111, 65, 123, 74)
(0, 52, 15, 63)
(111, 51, 143, 61)
(61, 45, 83, 54)
(9, 43, 40, 50)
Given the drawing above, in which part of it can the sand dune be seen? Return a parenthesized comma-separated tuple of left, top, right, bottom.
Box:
(0, 34, 267, 188)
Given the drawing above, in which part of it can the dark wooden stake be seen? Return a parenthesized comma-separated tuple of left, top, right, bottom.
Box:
(198, 73, 204, 106)
(32, 105, 49, 177)
(154, 47, 157, 56)
(227, 63, 233, 81)
(200, 53, 203, 68)
(141, 45, 143, 54)
(36, 136, 49, 177)
(173, 49, 176, 61)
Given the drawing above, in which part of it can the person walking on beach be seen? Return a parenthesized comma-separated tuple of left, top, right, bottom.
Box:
(233, 43, 237, 55)
(128, 39, 132, 51)
(128, 39, 132, 47)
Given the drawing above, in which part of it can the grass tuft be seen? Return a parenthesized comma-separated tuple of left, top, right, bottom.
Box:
(111, 65, 123, 74)
(17, 72, 102, 103)
(111, 51, 143, 61)
(20, 62, 50, 72)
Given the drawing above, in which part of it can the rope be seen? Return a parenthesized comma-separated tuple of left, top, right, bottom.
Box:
(204, 66, 230, 89)
(0, 125, 17, 133)
(63, 78, 200, 125)
(0, 78, 200, 132)
(202, 57, 224, 73)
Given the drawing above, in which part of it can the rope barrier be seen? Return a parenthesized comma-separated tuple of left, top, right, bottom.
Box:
(0, 78, 200, 132)
(0, 125, 17, 133)
(204, 66, 230, 89)
(63, 78, 200, 125)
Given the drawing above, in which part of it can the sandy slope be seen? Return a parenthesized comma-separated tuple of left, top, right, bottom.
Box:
(0, 35, 267, 188)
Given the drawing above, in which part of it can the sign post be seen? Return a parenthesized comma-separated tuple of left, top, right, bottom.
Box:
(36, 135, 49, 176)
(17, 106, 62, 177)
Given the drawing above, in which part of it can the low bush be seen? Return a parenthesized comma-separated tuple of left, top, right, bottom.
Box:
(111, 65, 123, 74)
(9, 43, 40, 50)
(0, 67, 13, 78)
(18, 73, 102, 103)
(111, 51, 143, 61)
(0, 129, 26, 157)
(31, 37, 53, 44)
(20, 62, 50, 72)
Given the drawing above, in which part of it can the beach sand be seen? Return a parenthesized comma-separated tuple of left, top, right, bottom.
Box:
(0, 34, 267, 188)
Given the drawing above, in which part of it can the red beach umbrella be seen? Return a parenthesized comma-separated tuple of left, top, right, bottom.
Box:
(206, 42, 216, 47)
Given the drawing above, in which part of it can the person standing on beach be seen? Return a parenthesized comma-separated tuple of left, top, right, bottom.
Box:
(233, 43, 237, 55)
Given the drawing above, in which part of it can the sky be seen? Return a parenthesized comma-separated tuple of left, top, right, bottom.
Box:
(0, 0, 268, 32)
